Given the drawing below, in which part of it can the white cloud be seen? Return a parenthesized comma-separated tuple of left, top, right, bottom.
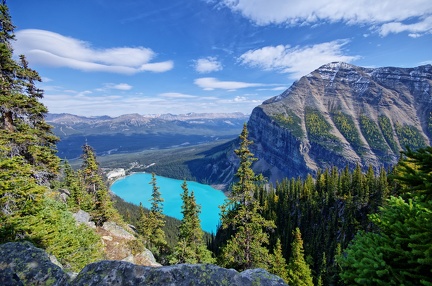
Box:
(194, 77, 264, 90)
(219, 0, 432, 36)
(194, 57, 223, 73)
(379, 15, 432, 36)
(14, 29, 173, 74)
(159, 92, 197, 98)
(105, 83, 133, 91)
(238, 40, 360, 79)
(41, 88, 255, 116)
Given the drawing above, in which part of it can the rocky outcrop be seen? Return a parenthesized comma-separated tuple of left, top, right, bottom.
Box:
(0, 242, 288, 286)
(74, 261, 287, 286)
(96, 221, 161, 267)
(72, 211, 160, 267)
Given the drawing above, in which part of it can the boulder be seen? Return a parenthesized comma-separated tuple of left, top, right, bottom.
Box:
(74, 261, 288, 286)
(101, 221, 135, 240)
(0, 241, 71, 286)
(73, 209, 96, 229)
(0, 242, 288, 285)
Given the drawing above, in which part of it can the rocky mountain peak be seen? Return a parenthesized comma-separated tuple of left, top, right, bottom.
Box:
(246, 62, 432, 182)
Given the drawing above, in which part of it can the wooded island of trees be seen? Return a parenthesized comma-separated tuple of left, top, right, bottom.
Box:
(1, 3, 431, 285)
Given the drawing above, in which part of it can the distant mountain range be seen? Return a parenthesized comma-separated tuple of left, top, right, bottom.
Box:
(47, 112, 249, 159)
(190, 62, 432, 185)
(50, 63, 432, 186)
(46, 112, 249, 137)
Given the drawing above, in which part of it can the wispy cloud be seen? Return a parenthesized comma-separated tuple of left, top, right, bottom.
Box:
(41, 87, 257, 116)
(379, 15, 432, 37)
(106, 83, 133, 91)
(159, 92, 198, 98)
(194, 57, 223, 73)
(194, 77, 265, 90)
(14, 29, 174, 74)
(238, 40, 360, 79)
(219, 0, 432, 36)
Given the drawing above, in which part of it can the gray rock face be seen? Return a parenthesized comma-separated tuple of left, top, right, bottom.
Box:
(0, 241, 71, 286)
(250, 62, 432, 182)
(0, 242, 287, 286)
(74, 261, 287, 286)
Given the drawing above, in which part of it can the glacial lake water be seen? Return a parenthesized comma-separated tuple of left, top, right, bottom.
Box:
(110, 173, 226, 234)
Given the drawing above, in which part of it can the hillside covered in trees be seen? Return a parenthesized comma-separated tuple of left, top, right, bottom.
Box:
(1, 2, 431, 285)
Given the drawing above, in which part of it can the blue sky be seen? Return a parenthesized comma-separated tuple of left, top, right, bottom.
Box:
(8, 0, 432, 116)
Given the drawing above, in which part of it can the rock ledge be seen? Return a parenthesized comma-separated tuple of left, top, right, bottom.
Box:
(0, 242, 288, 286)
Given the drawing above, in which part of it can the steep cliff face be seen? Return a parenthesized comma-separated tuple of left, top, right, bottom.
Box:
(248, 62, 432, 182)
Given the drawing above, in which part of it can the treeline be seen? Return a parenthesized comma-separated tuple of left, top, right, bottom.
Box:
(209, 126, 431, 285)
(255, 165, 389, 285)
(113, 195, 183, 248)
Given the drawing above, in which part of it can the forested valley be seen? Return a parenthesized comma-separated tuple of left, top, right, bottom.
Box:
(1, 2, 431, 285)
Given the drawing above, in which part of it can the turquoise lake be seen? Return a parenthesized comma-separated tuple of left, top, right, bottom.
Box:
(110, 173, 226, 233)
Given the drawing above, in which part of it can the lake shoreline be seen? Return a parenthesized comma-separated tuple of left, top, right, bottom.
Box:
(110, 173, 226, 233)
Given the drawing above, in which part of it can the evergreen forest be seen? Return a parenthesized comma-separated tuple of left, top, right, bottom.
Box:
(1, 3, 431, 285)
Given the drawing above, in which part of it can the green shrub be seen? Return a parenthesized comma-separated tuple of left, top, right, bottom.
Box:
(23, 199, 103, 272)
(128, 239, 146, 255)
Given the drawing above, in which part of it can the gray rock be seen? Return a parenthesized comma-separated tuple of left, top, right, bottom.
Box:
(74, 261, 288, 286)
(102, 221, 135, 239)
(0, 242, 288, 285)
(0, 241, 71, 286)
(73, 209, 96, 228)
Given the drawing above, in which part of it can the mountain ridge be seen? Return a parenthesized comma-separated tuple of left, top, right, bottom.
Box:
(190, 62, 432, 185)
(46, 112, 248, 123)
(46, 112, 249, 159)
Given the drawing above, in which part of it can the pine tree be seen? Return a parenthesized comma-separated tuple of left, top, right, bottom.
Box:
(0, 2, 59, 240)
(287, 228, 314, 286)
(169, 180, 214, 264)
(0, 3, 104, 272)
(340, 146, 432, 285)
(79, 143, 117, 226)
(61, 160, 91, 211)
(0, 6, 59, 183)
(393, 146, 432, 205)
(138, 173, 167, 253)
(219, 124, 275, 270)
(269, 238, 289, 282)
